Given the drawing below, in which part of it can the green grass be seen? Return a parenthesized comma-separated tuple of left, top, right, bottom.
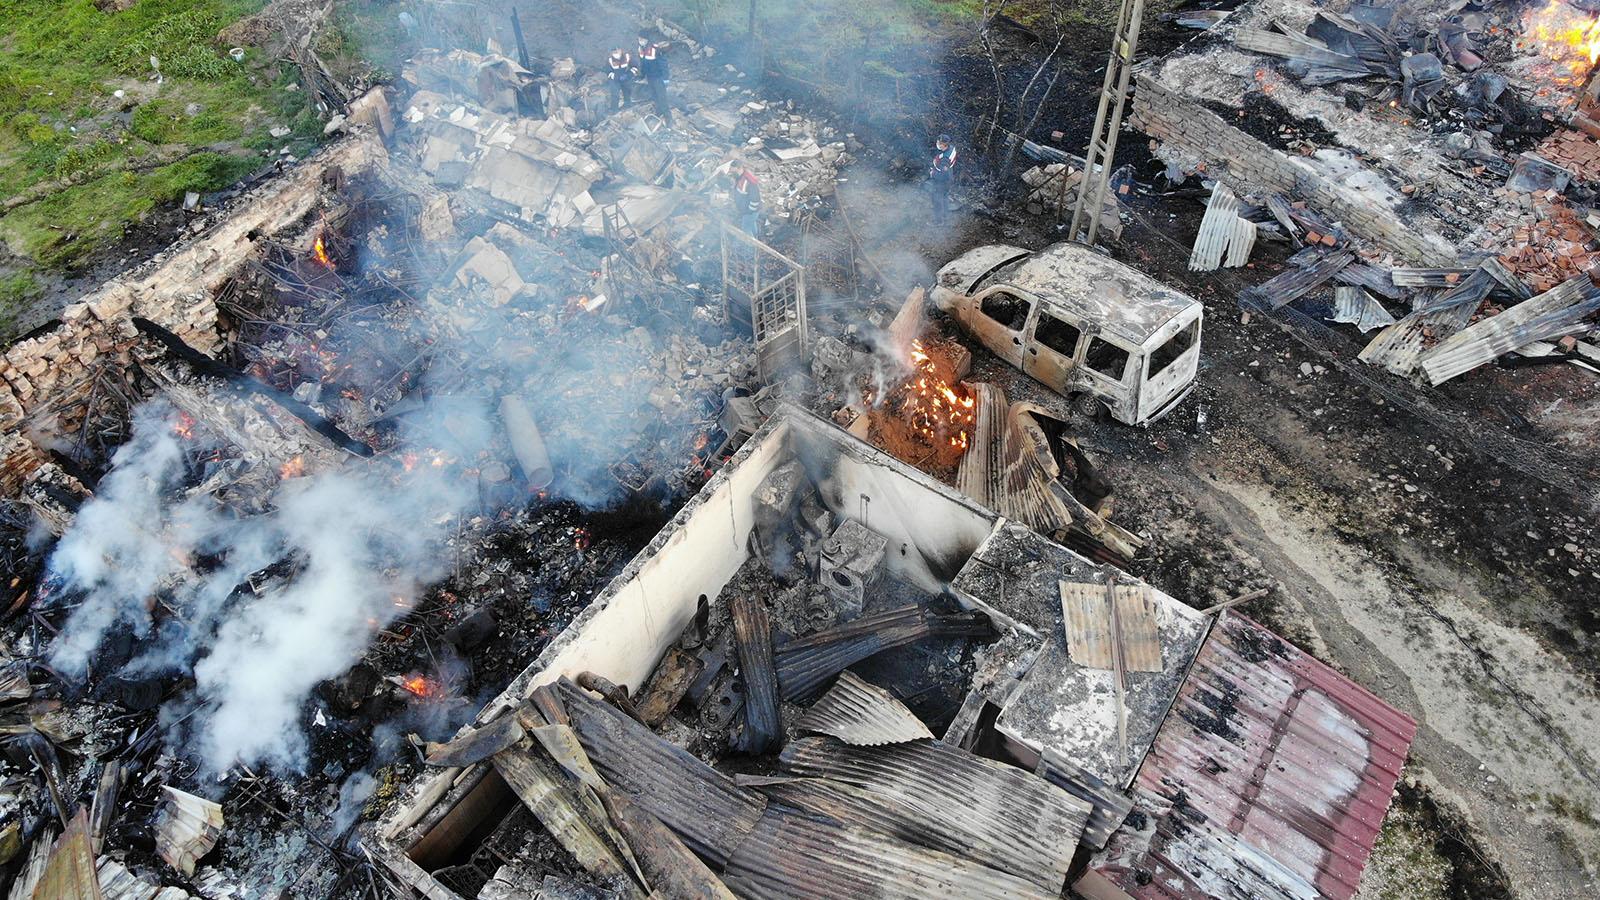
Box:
(0, 0, 331, 270)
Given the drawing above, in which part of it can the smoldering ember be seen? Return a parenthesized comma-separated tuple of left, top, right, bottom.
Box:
(5, 0, 1600, 897)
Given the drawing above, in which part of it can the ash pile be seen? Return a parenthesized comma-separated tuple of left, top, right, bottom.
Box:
(0, 15, 871, 900)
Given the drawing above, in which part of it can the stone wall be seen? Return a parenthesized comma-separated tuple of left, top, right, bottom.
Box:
(0, 129, 391, 498)
(1129, 76, 1458, 266)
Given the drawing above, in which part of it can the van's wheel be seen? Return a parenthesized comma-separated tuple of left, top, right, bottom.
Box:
(1067, 393, 1102, 426)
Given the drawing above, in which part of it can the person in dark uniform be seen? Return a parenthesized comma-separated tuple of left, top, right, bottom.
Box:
(606, 48, 634, 112)
(928, 133, 958, 224)
(637, 32, 672, 124)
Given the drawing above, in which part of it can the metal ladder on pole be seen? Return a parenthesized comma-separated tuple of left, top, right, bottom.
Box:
(1067, 0, 1146, 246)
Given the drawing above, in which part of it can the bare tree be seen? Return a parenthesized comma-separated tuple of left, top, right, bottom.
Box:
(976, 2, 1076, 182)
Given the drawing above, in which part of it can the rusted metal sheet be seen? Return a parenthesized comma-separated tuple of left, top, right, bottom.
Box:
(1059, 580, 1163, 673)
(555, 677, 766, 866)
(793, 671, 932, 746)
(1333, 263, 1405, 300)
(491, 748, 646, 897)
(1358, 294, 1479, 376)
(34, 810, 101, 900)
(635, 647, 703, 728)
(1094, 611, 1418, 900)
(721, 806, 1057, 900)
(154, 787, 222, 878)
(779, 736, 1090, 892)
(1036, 749, 1135, 851)
(97, 857, 195, 900)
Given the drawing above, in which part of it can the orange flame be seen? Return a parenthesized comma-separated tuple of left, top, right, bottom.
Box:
(1524, 0, 1600, 85)
(311, 233, 333, 269)
(903, 340, 975, 454)
(279, 455, 306, 479)
(400, 674, 441, 698)
(172, 411, 197, 440)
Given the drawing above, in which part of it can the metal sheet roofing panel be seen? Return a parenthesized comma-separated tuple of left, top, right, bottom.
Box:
(722, 807, 1057, 900)
(1094, 611, 1417, 900)
(780, 735, 1090, 892)
(793, 671, 933, 746)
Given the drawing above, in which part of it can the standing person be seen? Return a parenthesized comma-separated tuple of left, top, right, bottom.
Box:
(637, 31, 673, 124)
(606, 47, 633, 112)
(928, 133, 958, 224)
(729, 160, 761, 237)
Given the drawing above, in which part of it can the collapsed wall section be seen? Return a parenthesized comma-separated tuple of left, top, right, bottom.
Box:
(1129, 76, 1458, 265)
(0, 129, 390, 498)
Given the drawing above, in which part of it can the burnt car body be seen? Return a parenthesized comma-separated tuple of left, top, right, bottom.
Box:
(932, 243, 1203, 425)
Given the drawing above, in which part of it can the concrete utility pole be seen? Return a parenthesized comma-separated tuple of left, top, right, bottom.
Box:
(1068, 0, 1145, 246)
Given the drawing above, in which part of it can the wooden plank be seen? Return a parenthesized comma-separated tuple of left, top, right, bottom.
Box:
(33, 810, 101, 900)
(492, 749, 646, 898)
(599, 790, 737, 900)
(730, 593, 782, 754)
(635, 647, 703, 728)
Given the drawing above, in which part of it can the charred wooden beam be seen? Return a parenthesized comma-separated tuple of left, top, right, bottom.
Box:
(635, 647, 704, 729)
(424, 714, 525, 767)
(556, 677, 767, 866)
(730, 594, 782, 754)
(132, 316, 374, 457)
(576, 672, 646, 725)
(599, 789, 737, 900)
(493, 748, 646, 898)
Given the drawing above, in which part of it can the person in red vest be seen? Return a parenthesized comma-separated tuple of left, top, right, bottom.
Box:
(606, 48, 634, 112)
(731, 163, 761, 236)
(637, 31, 672, 124)
(929, 134, 958, 224)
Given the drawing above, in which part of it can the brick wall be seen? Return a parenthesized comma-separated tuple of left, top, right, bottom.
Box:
(1130, 76, 1458, 266)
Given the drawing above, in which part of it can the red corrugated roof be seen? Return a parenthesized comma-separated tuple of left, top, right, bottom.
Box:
(1095, 611, 1417, 900)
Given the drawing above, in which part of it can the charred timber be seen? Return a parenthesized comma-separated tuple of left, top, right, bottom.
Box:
(730, 594, 781, 755)
(132, 317, 375, 457)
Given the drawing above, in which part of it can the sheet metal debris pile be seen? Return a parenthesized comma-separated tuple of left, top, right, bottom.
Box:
(382, 416, 1418, 899)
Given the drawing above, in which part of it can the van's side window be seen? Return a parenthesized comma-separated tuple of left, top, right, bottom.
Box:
(978, 292, 1030, 331)
(1034, 313, 1082, 358)
(1085, 337, 1130, 380)
(1149, 319, 1199, 378)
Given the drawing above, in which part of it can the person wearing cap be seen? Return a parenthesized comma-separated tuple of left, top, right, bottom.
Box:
(928, 134, 959, 224)
(637, 32, 672, 124)
(606, 47, 634, 112)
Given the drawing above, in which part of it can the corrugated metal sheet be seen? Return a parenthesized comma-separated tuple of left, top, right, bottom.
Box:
(1330, 286, 1396, 333)
(793, 671, 933, 746)
(1094, 611, 1417, 900)
(1036, 749, 1134, 851)
(1358, 294, 1478, 375)
(1189, 185, 1239, 272)
(780, 736, 1089, 892)
(96, 858, 193, 900)
(722, 806, 1056, 900)
(556, 678, 766, 866)
(34, 810, 101, 900)
(1240, 250, 1354, 311)
(1225, 216, 1258, 268)
(1389, 267, 1477, 288)
(1333, 263, 1404, 300)
(775, 606, 989, 702)
(1419, 274, 1600, 384)
(1059, 580, 1164, 673)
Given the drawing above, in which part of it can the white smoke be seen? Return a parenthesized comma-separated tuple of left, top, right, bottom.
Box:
(44, 398, 486, 774)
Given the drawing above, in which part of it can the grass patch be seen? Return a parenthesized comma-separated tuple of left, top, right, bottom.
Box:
(1, 152, 258, 266)
(0, 0, 329, 267)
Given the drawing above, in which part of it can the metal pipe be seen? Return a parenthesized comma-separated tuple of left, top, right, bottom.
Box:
(498, 394, 553, 490)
